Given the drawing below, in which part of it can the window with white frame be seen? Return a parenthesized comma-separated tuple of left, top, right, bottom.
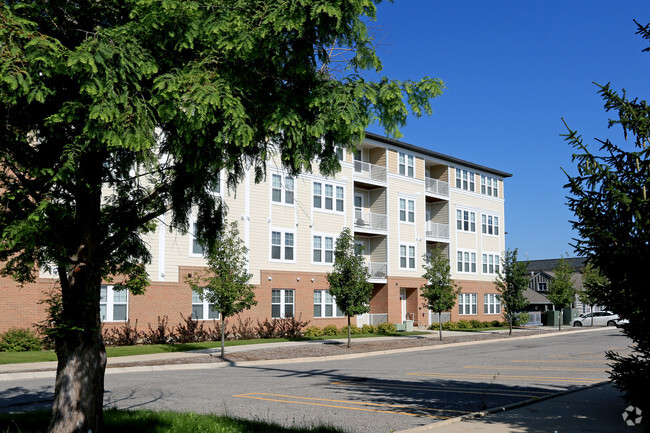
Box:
(481, 175, 499, 197)
(458, 293, 477, 315)
(455, 168, 475, 192)
(399, 198, 415, 223)
(538, 282, 547, 291)
(190, 221, 204, 257)
(313, 182, 344, 212)
(484, 294, 501, 314)
(400, 244, 416, 269)
(335, 146, 344, 161)
(313, 235, 334, 264)
(100, 285, 128, 322)
(482, 253, 500, 275)
(399, 152, 415, 177)
(271, 230, 295, 261)
(456, 209, 476, 232)
(457, 250, 477, 273)
(191, 290, 220, 320)
(271, 173, 294, 205)
(481, 214, 500, 235)
(272, 289, 294, 318)
(314, 290, 344, 318)
(208, 171, 222, 195)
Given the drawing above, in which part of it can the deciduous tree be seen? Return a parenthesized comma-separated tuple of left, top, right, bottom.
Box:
(546, 257, 575, 331)
(578, 263, 608, 326)
(186, 221, 256, 357)
(0, 1, 443, 431)
(421, 248, 460, 341)
(494, 249, 529, 335)
(327, 228, 373, 348)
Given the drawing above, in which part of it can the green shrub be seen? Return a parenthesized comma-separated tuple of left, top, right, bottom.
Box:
(428, 323, 439, 330)
(513, 312, 530, 326)
(456, 320, 471, 329)
(491, 319, 505, 327)
(304, 326, 323, 337)
(441, 321, 458, 331)
(377, 322, 396, 334)
(322, 325, 340, 336)
(0, 328, 43, 352)
(469, 319, 482, 328)
(480, 321, 491, 328)
(361, 324, 378, 334)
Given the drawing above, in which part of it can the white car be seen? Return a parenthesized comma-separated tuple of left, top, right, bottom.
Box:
(572, 311, 621, 327)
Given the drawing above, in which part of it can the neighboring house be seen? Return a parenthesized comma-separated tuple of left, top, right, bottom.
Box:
(0, 132, 511, 332)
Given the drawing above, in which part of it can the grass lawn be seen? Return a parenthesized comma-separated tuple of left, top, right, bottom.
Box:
(0, 331, 428, 365)
(0, 409, 346, 433)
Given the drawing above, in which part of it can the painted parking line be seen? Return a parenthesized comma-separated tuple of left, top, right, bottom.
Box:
(462, 365, 607, 372)
(232, 392, 461, 419)
(331, 380, 549, 399)
(407, 372, 601, 383)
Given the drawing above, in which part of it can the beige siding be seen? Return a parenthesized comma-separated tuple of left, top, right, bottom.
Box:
(387, 149, 398, 174)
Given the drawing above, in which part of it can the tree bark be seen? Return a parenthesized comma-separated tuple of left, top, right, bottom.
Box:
(347, 316, 351, 349)
(221, 317, 226, 357)
(438, 312, 442, 341)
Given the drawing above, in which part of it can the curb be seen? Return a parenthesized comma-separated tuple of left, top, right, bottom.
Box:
(394, 380, 612, 432)
(0, 326, 611, 381)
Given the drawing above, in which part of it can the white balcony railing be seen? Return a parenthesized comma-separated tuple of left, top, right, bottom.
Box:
(368, 262, 387, 279)
(425, 177, 449, 197)
(354, 160, 387, 183)
(426, 222, 450, 239)
(354, 209, 388, 231)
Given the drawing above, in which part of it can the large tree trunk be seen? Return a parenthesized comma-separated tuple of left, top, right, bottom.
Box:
(347, 316, 351, 349)
(221, 317, 226, 357)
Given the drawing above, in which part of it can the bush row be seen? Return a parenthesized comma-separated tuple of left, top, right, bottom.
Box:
(0, 328, 43, 352)
(303, 322, 397, 337)
(428, 319, 507, 331)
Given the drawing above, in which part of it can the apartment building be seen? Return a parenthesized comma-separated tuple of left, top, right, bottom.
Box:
(0, 132, 511, 332)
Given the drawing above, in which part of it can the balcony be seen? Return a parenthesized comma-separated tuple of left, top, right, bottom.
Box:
(354, 160, 387, 183)
(426, 222, 450, 239)
(425, 177, 449, 197)
(368, 262, 387, 279)
(354, 209, 387, 231)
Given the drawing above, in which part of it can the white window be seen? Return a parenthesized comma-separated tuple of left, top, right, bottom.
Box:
(209, 171, 222, 195)
(455, 168, 475, 192)
(458, 293, 477, 315)
(399, 152, 415, 177)
(399, 198, 415, 223)
(271, 230, 295, 261)
(271, 173, 294, 205)
(272, 289, 294, 318)
(484, 294, 501, 315)
(192, 290, 220, 320)
(190, 221, 204, 257)
(456, 209, 476, 232)
(100, 285, 128, 322)
(335, 146, 344, 161)
(313, 181, 344, 212)
(313, 235, 334, 264)
(481, 214, 500, 236)
(481, 175, 499, 197)
(457, 250, 477, 273)
(400, 244, 416, 269)
(314, 290, 345, 318)
(482, 253, 500, 275)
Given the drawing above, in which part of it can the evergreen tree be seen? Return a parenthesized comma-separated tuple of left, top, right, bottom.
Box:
(546, 257, 575, 331)
(494, 249, 529, 335)
(186, 221, 256, 357)
(327, 228, 373, 348)
(563, 20, 650, 415)
(421, 248, 460, 341)
(0, 2, 443, 431)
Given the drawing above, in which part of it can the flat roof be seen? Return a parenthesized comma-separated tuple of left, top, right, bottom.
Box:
(364, 131, 513, 178)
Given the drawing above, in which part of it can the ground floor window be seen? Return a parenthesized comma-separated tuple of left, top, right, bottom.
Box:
(100, 285, 128, 322)
(314, 290, 344, 318)
(484, 293, 501, 314)
(272, 289, 294, 318)
(192, 290, 220, 320)
(458, 293, 477, 315)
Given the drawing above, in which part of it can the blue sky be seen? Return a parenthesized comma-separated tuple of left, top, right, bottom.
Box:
(365, 1, 649, 260)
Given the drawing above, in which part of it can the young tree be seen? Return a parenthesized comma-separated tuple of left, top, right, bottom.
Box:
(546, 257, 576, 331)
(421, 248, 461, 341)
(0, 2, 444, 431)
(563, 20, 650, 414)
(186, 221, 256, 357)
(327, 227, 373, 348)
(579, 263, 608, 327)
(494, 249, 529, 335)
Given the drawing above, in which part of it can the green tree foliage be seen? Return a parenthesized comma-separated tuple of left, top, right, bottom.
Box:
(0, 1, 444, 431)
(421, 248, 461, 341)
(186, 221, 256, 357)
(546, 257, 576, 331)
(563, 20, 650, 415)
(327, 228, 373, 348)
(579, 263, 608, 326)
(494, 249, 529, 335)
